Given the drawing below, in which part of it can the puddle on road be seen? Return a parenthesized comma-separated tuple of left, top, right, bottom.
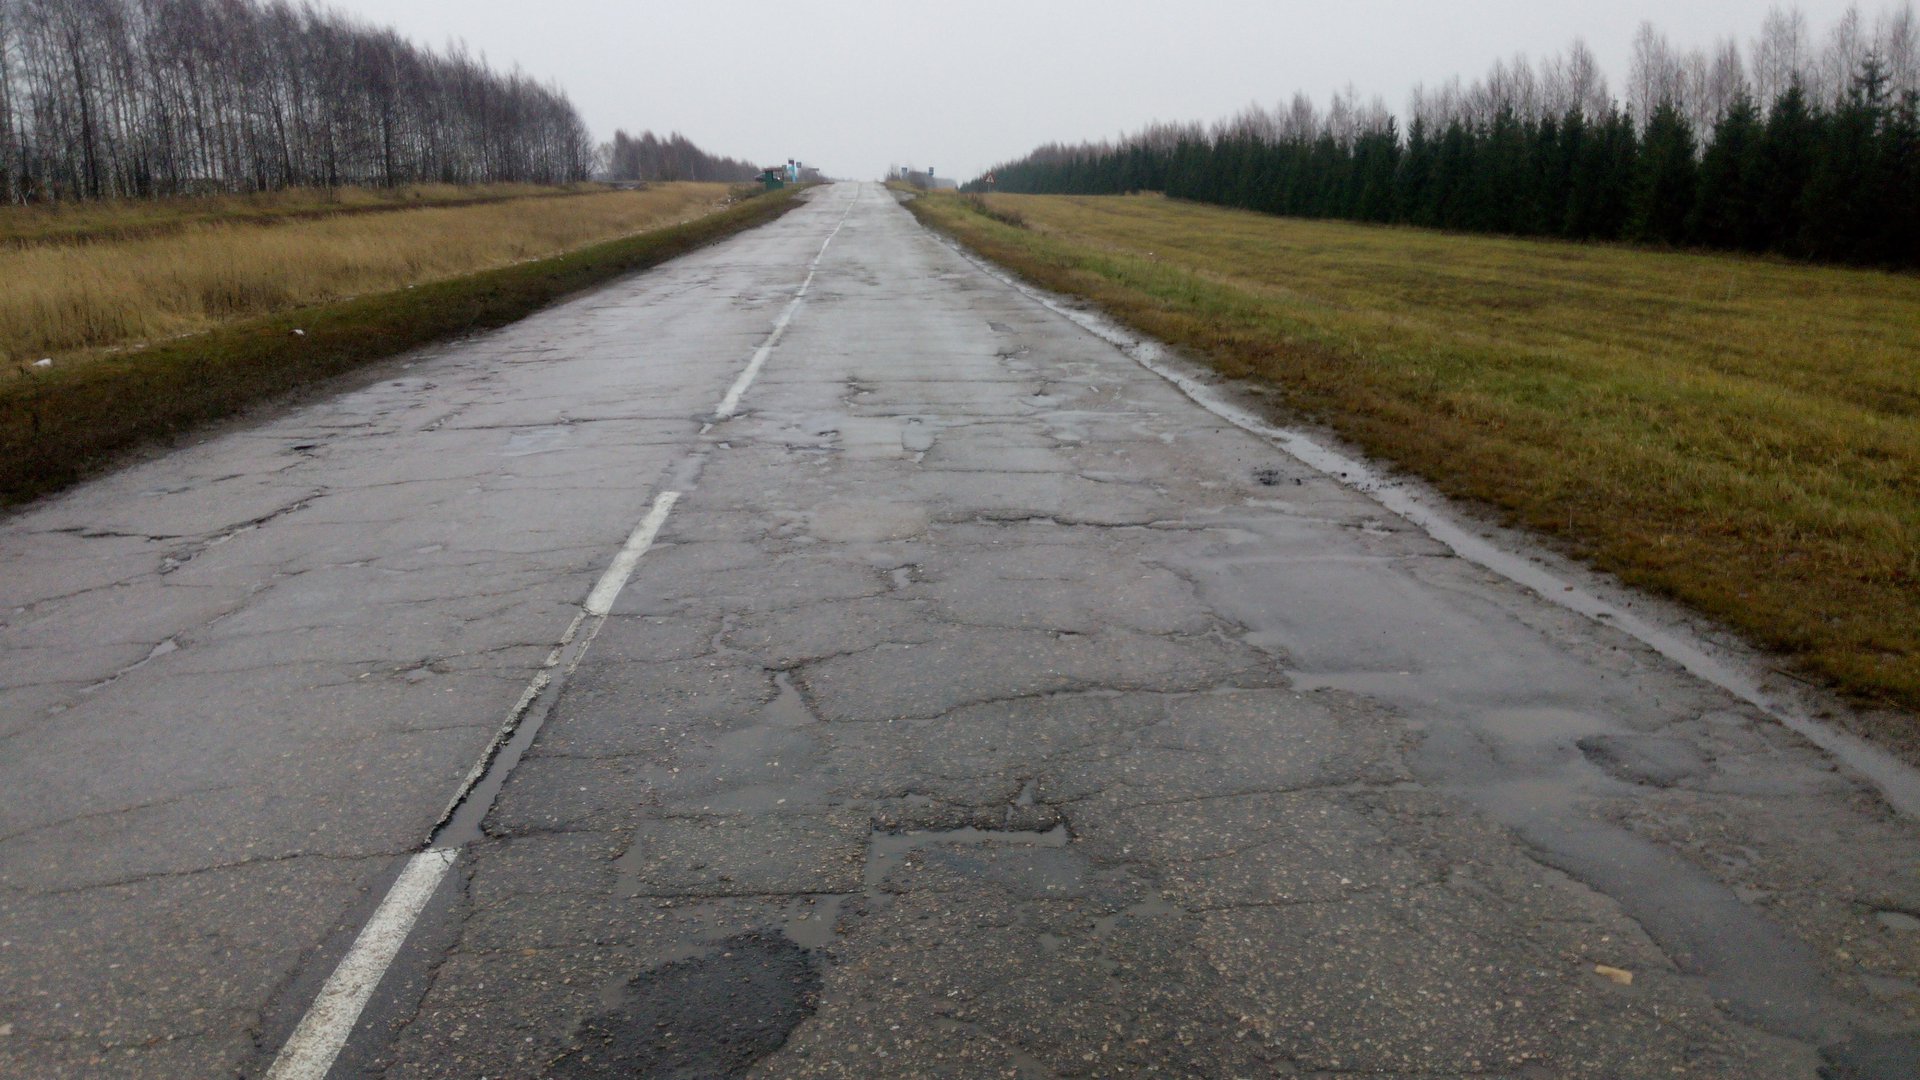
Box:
(808, 500, 929, 543)
(863, 824, 1069, 892)
(1090, 896, 1183, 938)
(1493, 797, 1842, 1041)
(1876, 910, 1920, 934)
(782, 894, 849, 950)
(762, 672, 817, 729)
(901, 416, 936, 454)
(1474, 706, 1603, 747)
(501, 425, 572, 457)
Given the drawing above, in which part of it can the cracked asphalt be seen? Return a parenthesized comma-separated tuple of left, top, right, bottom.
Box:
(5, 182, 1920, 1078)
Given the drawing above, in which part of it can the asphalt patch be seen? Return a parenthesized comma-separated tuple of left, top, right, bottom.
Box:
(555, 931, 820, 1078)
(1819, 1032, 1920, 1080)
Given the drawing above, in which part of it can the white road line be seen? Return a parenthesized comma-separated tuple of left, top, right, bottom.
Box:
(266, 191, 860, 1080)
(585, 491, 681, 616)
(265, 849, 458, 1080)
(713, 192, 857, 420)
(267, 491, 683, 1080)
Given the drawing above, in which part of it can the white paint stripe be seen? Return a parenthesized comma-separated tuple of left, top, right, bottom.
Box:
(267, 190, 862, 1080)
(265, 500, 681, 1080)
(265, 848, 458, 1080)
(264, 485, 673, 1078)
(585, 490, 681, 616)
(713, 193, 859, 420)
(712, 324, 791, 421)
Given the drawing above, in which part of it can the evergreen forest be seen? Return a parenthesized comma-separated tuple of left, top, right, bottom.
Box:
(972, 8, 1920, 269)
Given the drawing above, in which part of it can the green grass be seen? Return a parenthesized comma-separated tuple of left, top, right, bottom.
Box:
(1, 186, 805, 507)
(910, 191, 1920, 734)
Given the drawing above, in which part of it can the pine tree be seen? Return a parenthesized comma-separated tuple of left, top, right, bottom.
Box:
(1883, 91, 1920, 265)
(1556, 109, 1596, 238)
(1756, 82, 1819, 255)
(1804, 60, 1881, 259)
(1801, 57, 1887, 262)
(1690, 95, 1764, 249)
(1527, 115, 1567, 237)
(1566, 108, 1636, 240)
(1474, 108, 1530, 233)
(1308, 131, 1345, 218)
(1600, 111, 1643, 241)
(1394, 118, 1436, 224)
(1631, 101, 1699, 245)
(977, 18, 1916, 269)
(1430, 121, 1474, 229)
(1353, 124, 1401, 222)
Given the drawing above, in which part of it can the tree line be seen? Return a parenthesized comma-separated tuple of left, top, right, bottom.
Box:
(973, 6, 1920, 269)
(601, 130, 760, 183)
(0, 0, 596, 203)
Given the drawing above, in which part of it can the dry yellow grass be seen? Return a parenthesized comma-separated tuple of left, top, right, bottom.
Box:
(2, 186, 806, 506)
(1, 183, 734, 366)
(911, 191, 1920, 729)
(0, 182, 607, 246)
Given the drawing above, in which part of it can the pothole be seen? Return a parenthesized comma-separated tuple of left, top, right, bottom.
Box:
(761, 672, 818, 728)
(1875, 910, 1920, 933)
(864, 823, 1069, 891)
(783, 894, 850, 950)
(1091, 896, 1184, 937)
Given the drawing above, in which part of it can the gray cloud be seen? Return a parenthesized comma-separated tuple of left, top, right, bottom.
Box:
(330, 0, 1885, 180)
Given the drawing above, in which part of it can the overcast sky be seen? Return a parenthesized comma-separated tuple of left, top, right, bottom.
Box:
(333, 1, 1881, 180)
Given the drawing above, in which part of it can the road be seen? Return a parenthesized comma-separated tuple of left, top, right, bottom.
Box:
(3, 181, 1919, 1078)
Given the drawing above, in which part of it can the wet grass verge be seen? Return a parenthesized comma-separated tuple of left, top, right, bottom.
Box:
(1, 185, 805, 507)
(908, 190, 1920, 727)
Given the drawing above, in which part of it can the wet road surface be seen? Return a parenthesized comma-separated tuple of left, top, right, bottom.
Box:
(4, 182, 1920, 1077)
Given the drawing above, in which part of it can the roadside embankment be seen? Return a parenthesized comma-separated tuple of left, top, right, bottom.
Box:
(1, 185, 806, 506)
(909, 190, 1920, 729)
(1, 183, 737, 366)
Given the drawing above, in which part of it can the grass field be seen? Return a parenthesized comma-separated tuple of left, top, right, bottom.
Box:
(910, 191, 1920, 727)
(0, 182, 612, 247)
(0, 182, 736, 369)
(1, 185, 804, 506)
